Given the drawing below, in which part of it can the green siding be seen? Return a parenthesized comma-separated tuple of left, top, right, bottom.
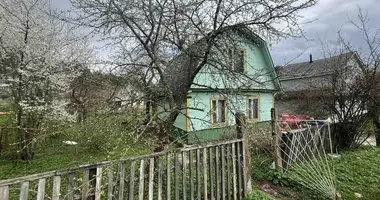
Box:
(187, 126, 237, 144)
(188, 91, 274, 132)
(191, 35, 276, 90)
(173, 107, 186, 130)
(158, 102, 187, 131)
(160, 31, 278, 142)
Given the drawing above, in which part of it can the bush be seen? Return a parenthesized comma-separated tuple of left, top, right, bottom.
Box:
(245, 190, 274, 200)
(61, 114, 156, 156)
(246, 121, 273, 154)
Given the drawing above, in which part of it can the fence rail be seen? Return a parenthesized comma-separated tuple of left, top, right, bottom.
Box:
(0, 138, 249, 200)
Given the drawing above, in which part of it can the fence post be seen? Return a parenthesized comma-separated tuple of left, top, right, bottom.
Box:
(236, 112, 252, 196)
(271, 108, 283, 171)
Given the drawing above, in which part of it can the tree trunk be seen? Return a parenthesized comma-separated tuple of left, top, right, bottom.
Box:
(374, 120, 380, 146)
(20, 128, 35, 161)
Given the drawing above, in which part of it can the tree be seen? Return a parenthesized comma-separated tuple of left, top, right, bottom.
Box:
(296, 8, 380, 149)
(332, 9, 380, 148)
(0, 0, 92, 160)
(68, 0, 318, 146)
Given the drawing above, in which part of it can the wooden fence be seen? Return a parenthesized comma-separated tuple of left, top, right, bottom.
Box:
(0, 139, 251, 200)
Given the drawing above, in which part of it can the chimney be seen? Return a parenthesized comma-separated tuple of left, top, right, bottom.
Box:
(309, 54, 313, 63)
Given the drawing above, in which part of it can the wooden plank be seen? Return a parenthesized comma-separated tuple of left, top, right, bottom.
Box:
(209, 147, 214, 199)
(182, 151, 187, 200)
(226, 145, 231, 200)
(242, 135, 251, 196)
(215, 146, 220, 200)
(196, 149, 201, 200)
(179, 139, 243, 152)
(202, 148, 208, 200)
(119, 162, 126, 200)
(19, 182, 29, 200)
(232, 144, 237, 200)
(167, 153, 171, 200)
(108, 166, 114, 200)
(37, 179, 46, 200)
(138, 160, 145, 200)
(236, 142, 243, 199)
(189, 150, 194, 200)
(221, 145, 226, 200)
(52, 176, 61, 200)
(82, 169, 89, 200)
(148, 158, 155, 200)
(95, 168, 102, 200)
(68, 173, 75, 200)
(158, 157, 163, 200)
(0, 186, 9, 200)
(175, 153, 179, 200)
(129, 161, 136, 200)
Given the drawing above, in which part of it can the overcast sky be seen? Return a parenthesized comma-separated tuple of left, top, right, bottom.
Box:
(52, 0, 380, 66)
(271, 0, 380, 65)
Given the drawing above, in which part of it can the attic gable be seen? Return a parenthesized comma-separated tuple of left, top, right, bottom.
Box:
(160, 26, 279, 98)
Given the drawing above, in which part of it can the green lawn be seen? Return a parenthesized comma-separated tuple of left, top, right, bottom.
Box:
(251, 146, 380, 200)
(334, 147, 380, 200)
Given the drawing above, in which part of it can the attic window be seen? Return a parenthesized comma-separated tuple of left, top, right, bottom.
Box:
(228, 48, 245, 73)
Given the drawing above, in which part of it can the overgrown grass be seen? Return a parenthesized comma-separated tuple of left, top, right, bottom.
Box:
(0, 113, 155, 180)
(245, 189, 274, 200)
(251, 147, 380, 200)
(334, 147, 380, 200)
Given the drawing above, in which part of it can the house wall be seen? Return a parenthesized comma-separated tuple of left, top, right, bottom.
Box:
(191, 35, 276, 91)
(280, 75, 332, 92)
(187, 91, 274, 132)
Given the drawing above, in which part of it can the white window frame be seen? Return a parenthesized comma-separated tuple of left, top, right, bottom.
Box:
(247, 97, 260, 121)
(210, 98, 227, 125)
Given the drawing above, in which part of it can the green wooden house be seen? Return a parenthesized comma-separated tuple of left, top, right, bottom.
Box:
(154, 27, 280, 143)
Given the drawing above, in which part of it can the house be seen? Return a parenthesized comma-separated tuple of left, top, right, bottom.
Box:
(153, 27, 281, 143)
(276, 52, 364, 118)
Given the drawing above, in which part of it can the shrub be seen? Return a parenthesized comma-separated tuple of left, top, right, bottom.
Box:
(61, 114, 155, 156)
(245, 190, 274, 200)
(246, 121, 273, 154)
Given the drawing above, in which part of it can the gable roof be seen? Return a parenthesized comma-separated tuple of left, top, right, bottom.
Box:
(278, 52, 358, 80)
(161, 25, 280, 98)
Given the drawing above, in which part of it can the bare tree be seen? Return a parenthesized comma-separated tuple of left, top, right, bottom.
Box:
(290, 8, 380, 149)
(67, 0, 318, 146)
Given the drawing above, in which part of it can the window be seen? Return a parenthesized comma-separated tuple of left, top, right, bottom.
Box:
(247, 97, 259, 120)
(228, 48, 245, 73)
(211, 99, 227, 124)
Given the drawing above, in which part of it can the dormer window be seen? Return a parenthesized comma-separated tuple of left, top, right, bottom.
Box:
(228, 48, 246, 73)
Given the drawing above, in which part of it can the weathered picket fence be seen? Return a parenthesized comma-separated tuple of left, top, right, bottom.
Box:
(0, 138, 251, 200)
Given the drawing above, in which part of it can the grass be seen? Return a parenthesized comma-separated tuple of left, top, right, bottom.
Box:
(334, 147, 380, 200)
(250, 146, 380, 200)
(245, 189, 275, 200)
(0, 113, 155, 180)
(0, 137, 151, 180)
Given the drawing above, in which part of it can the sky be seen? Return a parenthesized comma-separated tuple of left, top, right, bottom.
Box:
(271, 0, 380, 65)
(52, 0, 380, 66)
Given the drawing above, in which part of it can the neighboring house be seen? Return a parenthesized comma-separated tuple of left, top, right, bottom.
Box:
(154, 27, 280, 143)
(276, 52, 364, 118)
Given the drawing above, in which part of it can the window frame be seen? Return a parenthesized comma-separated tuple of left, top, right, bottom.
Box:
(247, 96, 260, 122)
(228, 47, 247, 73)
(210, 98, 228, 126)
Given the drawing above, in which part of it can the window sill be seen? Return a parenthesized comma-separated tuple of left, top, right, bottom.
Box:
(247, 119, 260, 123)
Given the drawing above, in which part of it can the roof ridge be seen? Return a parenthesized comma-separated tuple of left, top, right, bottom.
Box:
(285, 51, 354, 67)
